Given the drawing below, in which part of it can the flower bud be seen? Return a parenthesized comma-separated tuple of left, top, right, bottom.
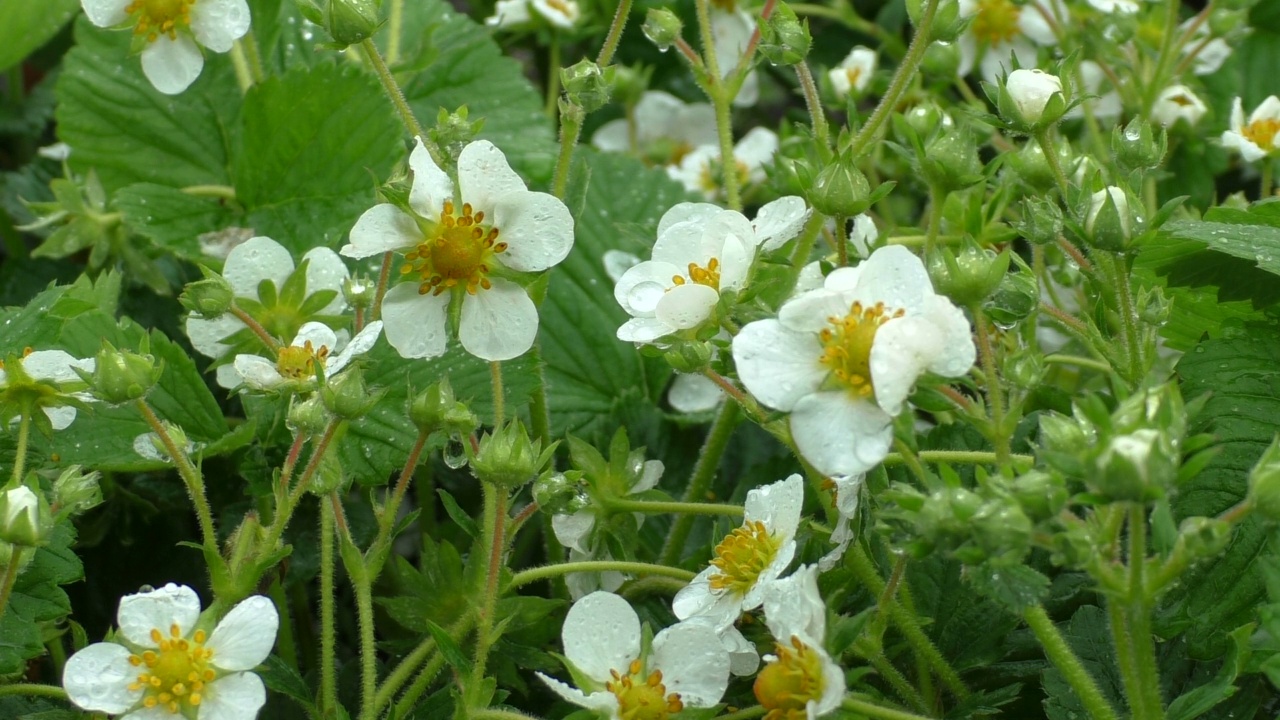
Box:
(927, 237, 1010, 306)
(1248, 437, 1280, 521)
(324, 0, 382, 47)
(342, 276, 376, 313)
(1208, 8, 1247, 34)
(663, 341, 714, 374)
(758, 3, 811, 66)
(971, 500, 1032, 561)
(906, 0, 962, 41)
(643, 9, 683, 51)
(1003, 346, 1045, 391)
(469, 420, 557, 489)
(918, 487, 983, 547)
(562, 60, 611, 113)
(809, 152, 872, 217)
(308, 452, 345, 495)
(921, 41, 961, 80)
(1006, 141, 1067, 192)
(1174, 516, 1231, 563)
(52, 465, 103, 517)
(1151, 85, 1207, 128)
(91, 342, 161, 404)
(320, 366, 384, 419)
(1113, 118, 1166, 171)
(901, 103, 947, 140)
(408, 378, 479, 437)
(1092, 429, 1176, 502)
(1001, 69, 1066, 130)
(179, 266, 235, 318)
(921, 129, 984, 192)
(1085, 186, 1138, 253)
(609, 65, 649, 108)
(532, 470, 590, 515)
(430, 107, 485, 168)
(0, 485, 53, 547)
(984, 260, 1038, 327)
(288, 394, 331, 437)
(1010, 470, 1067, 521)
(1014, 196, 1064, 246)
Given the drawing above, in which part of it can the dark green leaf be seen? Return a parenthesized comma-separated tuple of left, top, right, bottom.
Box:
(0, 0, 79, 73)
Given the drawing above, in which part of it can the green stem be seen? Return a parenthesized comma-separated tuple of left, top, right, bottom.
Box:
(1127, 505, 1164, 720)
(847, 0, 938, 158)
(360, 39, 436, 162)
(834, 215, 849, 267)
(1035, 130, 1072, 200)
(263, 419, 343, 555)
(552, 103, 584, 199)
(0, 683, 68, 702)
(181, 185, 237, 200)
(354, 559, 378, 720)
(659, 403, 741, 565)
(882, 450, 1032, 468)
(1024, 605, 1118, 720)
(925, 186, 945, 256)
(717, 706, 767, 720)
(693, 0, 741, 210)
(1142, 0, 1184, 115)
(1263, 160, 1273, 199)
(1109, 254, 1143, 383)
(380, 430, 429, 538)
(1046, 355, 1113, 372)
(319, 500, 337, 716)
(867, 652, 932, 714)
(544, 37, 562, 118)
(268, 576, 299, 672)
(490, 361, 505, 427)
(387, 0, 405, 65)
(11, 410, 31, 484)
(509, 561, 695, 588)
(471, 709, 542, 720)
(371, 252, 394, 323)
(229, 40, 253, 93)
(779, 212, 825, 300)
(136, 400, 217, 549)
(606, 498, 744, 516)
(468, 486, 508, 702)
(971, 306, 1011, 468)
(595, 0, 634, 66)
(230, 304, 282, 355)
(842, 696, 939, 720)
(393, 651, 448, 718)
(1109, 599, 1146, 720)
(376, 614, 473, 712)
(0, 547, 27, 625)
(795, 61, 830, 155)
(243, 30, 266, 82)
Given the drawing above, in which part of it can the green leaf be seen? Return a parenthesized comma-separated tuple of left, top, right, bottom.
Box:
(541, 150, 692, 439)
(424, 618, 473, 675)
(394, 0, 557, 181)
(1166, 624, 1251, 720)
(232, 62, 403, 254)
(116, 184, 235, 260)
(56, 18, 241, 193)
(0, 523, 84, 675)
(1155, 208, 1280, 308)
(0, 0, 78, 73)
(965, 562, 1050, 614)
(257, 655, 318, 715)
(1159, 330, 1280, 658)
(437, 489, 479, 538)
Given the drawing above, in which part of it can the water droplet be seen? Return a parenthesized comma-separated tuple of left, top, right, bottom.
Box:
(443, 433, 467, 469)
(626, 281, 666, 312)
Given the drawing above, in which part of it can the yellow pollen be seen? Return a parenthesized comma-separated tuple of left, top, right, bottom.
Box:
(275, 340, 330, 381)
(670, 257, 722, 289)
(699, 159, 752, 194)
(605, 659, 684, 720)
(818, 300, 903, 397)
(754, 636, 828, 720)
(845, 67, 863, 90)
(970, 0, 1021, 45)
(125, 0, 195, 42)
(127, 623, 216, 715)
(544, 0, 575, 16)
(1243, 118, 1280, 152)
(709, 520, 783, 595)
(401, 199, 506, 296)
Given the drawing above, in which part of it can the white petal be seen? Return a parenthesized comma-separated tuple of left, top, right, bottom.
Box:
(552, 510, 597, 553)
(223, 236, 295, 299)
(486, 0, 531, 26)
(302, 248, 350, 314)
(848, 245, 932, 315)
(140, 34, 205, 95)
(493, 191, 575, 273)
(850, 214, 878, 258)
(124, 706, 183, 720)
(816, 648, 848, 713)
(458, 140, 527, 213)
(207, 596, 279, 671)
(793, 261, 825, 295)
(233, 355, 284, 390)
(922, 295, 976, 378)
(761, 565, 825, 645)
(733, 127, 779, 170)
(531, 0, 579, 26)
(633, 91, 686, 142)
(409, 138, 454, 219)
(677, 102, 720, 147)
(657, 202, 724, 237)
(117, 583, 202, 648)
(1252, 96, 1280, 124)
(869, 315, 944, 417)
(744, 540, 797, 611)
(341, 204, 420, 259)
(327, 321, 382, 375)
(536, 673, 619, 712)
(459, 279, 538, 361)
(716, 230, 755, 292)
(561, 592, 641, 682)
(1017, 4, 1057, 45)
(655, 283, 718, 330)
(602, 249, 641, 283)
(190, 0, 251, 52)
(791, 391, 893, 477)
(722, 625, 760, 676)
(590, 118, 631, 152)
(668, 373, 724, 414)
(777, 288, 853, 334)
(44, 406, 78, 431)
(754, 197, 811, 251)
(632, 460, 664, 494)
(671, 570, 742, 629)
(745, 474, 804, 539)
(381, 283, 450, 359)
(614, 261, 680, 316)
(1192, 38, 1231, 75)
(652, 623, 730, 707)
(63, 642, 142, 713)
(731, 319, 827, 412)
(617, 317, 676, 344)
(22, 350, 91, 383)
(80, 0, 131, 27)
(187, 315, 243, 360)
(293, 322, 339, 351)
(197, 672, 266, 720)
(215, 365, 241, 389)
(133, 433, 165, 461)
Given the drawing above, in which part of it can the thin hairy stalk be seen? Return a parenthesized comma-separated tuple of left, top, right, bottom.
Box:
(361, 39, 438, 163)
(509, 561, 696, 588)
(866, 652, 932, 714)
(552, 103, 584, 199)
(1127, 505, 1164, 720)
(468, 486, 509, 702)
(1025, 605, 1118, 720)
(11, 410, 31, 484)
(848, 0, 938, 158)
(0, 547, 26, 624)
(490, 361, 505, 426)
(0, 684, 69, 701)
(381, 430, 429, 538)
(659, 402, 741, 565)
(595, 0, 634, 66)
(843, 696, 940, 720)
(795, 61, 830, 153)
(319, 500, 337, 715)
(607, 498, 745, 516)
(372, 252, 394, 323)
(376, 614, 473, 712)
(972, 307, 1011, 466)
(230, 304, 281, 355)
(137, 400, 217, 549)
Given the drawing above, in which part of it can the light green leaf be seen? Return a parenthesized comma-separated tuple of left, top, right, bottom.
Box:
(116, 184, 235, 260)
(1166, 624, 1251, 720)
(0, 0, 78, 73)
(56, 18, 241, 193)
(0, 523, 83, 675)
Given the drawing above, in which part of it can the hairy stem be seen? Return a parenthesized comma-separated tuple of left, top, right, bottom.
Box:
(659, 403, 741, 565)
(1024, 605, 1118, 720)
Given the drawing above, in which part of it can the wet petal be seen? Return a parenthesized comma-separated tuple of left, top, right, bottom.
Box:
(731, 319, 826, 411)
(190, 0, 251, 52)
(744, 474, 804, 538)
(493, 190, 574, 273)
(117, 583, 202, 648)
(652, 622, 730, 707)
(791, 391, 892, 476)
(223, 236, 294, 298)
(197, 672, 266, 720)
(341, 204, 420, 259)
(63, 642, 142, 713)
(409, 138, 454, 219)
(459, 279, 538, 361)
(754, 196, 811, 251)
(302, 247, 350, 314)
(655, 283, 718, 330)
(561, 591, 641, 682)
(81, 0, 131, 26)
(668, 373, 724, 414)
(207, 595, 279, 671)
(140, 34, 204, 95)
(458, 140, 527, 213)
(614, 261, 680, 316)
(870, 315, 945, 416)
(381, 283, 450, 359)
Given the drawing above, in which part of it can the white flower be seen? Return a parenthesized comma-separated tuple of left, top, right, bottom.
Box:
(537, 591, 730, 718)
(552, 459, 663, 553)
(63, 583, 278, 720)
(1180, 19, 1234, 76)
(341, 139, 573, 362)
(186, 236, 349, 389)
(755, 566, 846, 718)
(673, 475, 803, 631)
(1006, 68, 1062, 124)
(1064, 61, 1121, 123)
(819, 474, 865, 571)
(591, 92, 718, 166)
(668, 373, 725, 413)
(614, 197, 809, 345)
(1086, 0, 1138, 13)
(1151, 85, 1207, 128)
(957, 0, 1060, 81)
(732, 246, 975, 477)
(230, 321, 382, 391)
(1086, 186, 1130, 235)
(38, 143, 72, 161)
(564, 547, 627, 600)
(671, 127, 778, 200)
(829, 46, 877, 99)
(80, 0, 251, 95)
(602, 250, 641, 283)
(486, 0, 580, 28)
(1222, 96, 1280, 163)
(0, 350, 96, 430)
(0, 486, 39, 533)
(711, 7, 760, 107)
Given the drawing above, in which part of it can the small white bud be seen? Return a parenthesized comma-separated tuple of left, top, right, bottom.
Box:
(1007, 69, 1063, 124)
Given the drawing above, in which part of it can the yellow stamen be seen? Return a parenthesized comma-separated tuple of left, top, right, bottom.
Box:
(401, 199, 506, 297)
(125, 0, 195, 42)
(606, 659, 684, 720)
(818, 300, 903, 397)
(275, 340, 331, 381)
(709, 520, 783, 595)
(1243, 118, 1280, 152)
(126, 622, 217, 716)
(970, 0, 1021, 45)
(754, 636, 829, 720)
(670, 257, 722, 289)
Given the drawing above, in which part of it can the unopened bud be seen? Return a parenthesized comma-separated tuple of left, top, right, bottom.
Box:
(0, 485, 53, 547)
(430, 107, 485, 167)
(984, 259, 1038, 327)
(343, 276, 376, 312)
(469, 420, 557, 489)
(663, 341, 714, 374)
(1248, 437, 1280, 521)
(1010, 470, 1067, 521)
(921, 129, 984, 192)
(1208, 8, 1247, 34)
(1175, 516, 1231, 563)
(758, 2, 811, 66)
(1000, 69, 1066, 131)
(1093, 429, 1175, 502)
(52, 465, 103, 517)
(921, 41, 961, 79)
(321, 366, 384, 419)
(1113, 118, 1166, 171)
(326, 0, 382, 47)
(1085, 186, 1138, 253)
(1014, 196, 1064, 245)
(927, 237, 1010, 306)
(532, 470, 590, 515)
(971, 500, 1032, 560)
(809, 152, 872, 217)
(91, 342, 161, 404)
(610, 65, 649, 108)
(562, 60, 611, 113)
(409, 378, 478, 437)
(1006, 141, 1067, 192)
(906, 0, 962, 40)
(180, 266, 235, 318)
(288, 394, 331, 437)
(643, 9, 683, 51)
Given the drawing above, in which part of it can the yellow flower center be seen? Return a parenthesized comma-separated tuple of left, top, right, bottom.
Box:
(127, 625, 216, 715)
(401, 200, 507, 296)
(0, 347, 34, 371)
(543, 0, 576, 17)
(606, 659, 684, 720)
(709, 520, 782, 594)
(1243, 119, 1280, 152)
(671, 258, 722, 290)
(126, 0, 195, 42)
(698, 159, 751, 195)
(818, 301, 903, 397)
(275, 340, 330, 381)
(754, 636, 828, 720)
(970, 0, 1021, 45)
